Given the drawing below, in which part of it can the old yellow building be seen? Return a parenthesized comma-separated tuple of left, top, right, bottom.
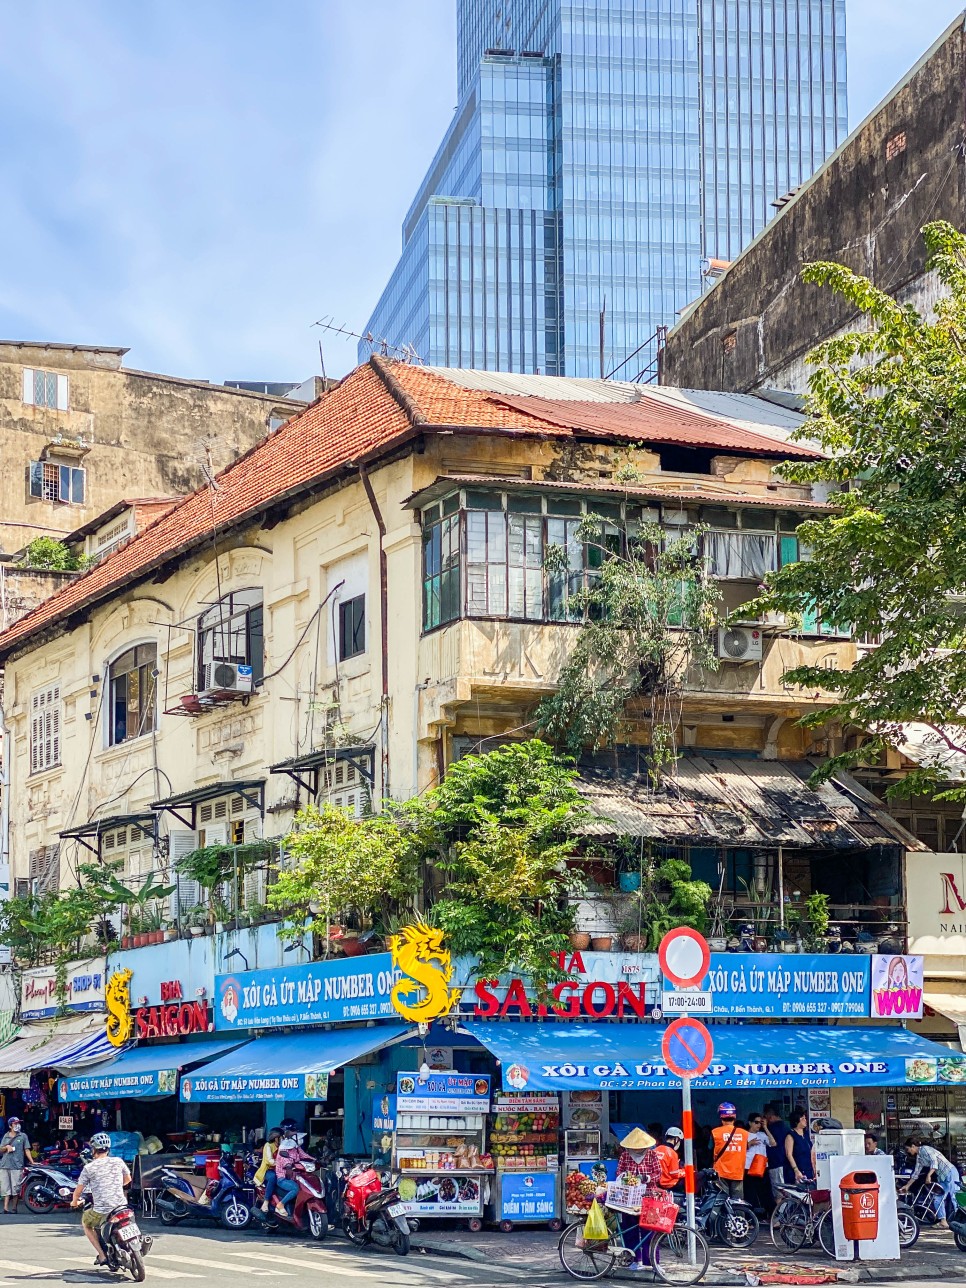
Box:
(0, 359, 909, 940)
(0, 340, 310, 555)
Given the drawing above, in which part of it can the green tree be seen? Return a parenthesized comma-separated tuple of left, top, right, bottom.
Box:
(17, 538, 88, 571)
(269, 806, 420, 935)
(754, 221, 966, 796)
(418, 741, 589, 984)
(537, 513, 720, 770)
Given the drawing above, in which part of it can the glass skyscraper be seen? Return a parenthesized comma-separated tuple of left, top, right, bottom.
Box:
(361, 1, 847, 378)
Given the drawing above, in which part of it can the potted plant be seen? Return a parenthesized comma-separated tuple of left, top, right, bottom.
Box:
(187, 905, 206, 937)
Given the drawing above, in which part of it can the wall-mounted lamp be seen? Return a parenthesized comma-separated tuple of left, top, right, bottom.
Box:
(223, 949, 248, 971)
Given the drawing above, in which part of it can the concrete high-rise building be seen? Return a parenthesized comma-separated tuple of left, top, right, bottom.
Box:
(362, 0, 847, 378)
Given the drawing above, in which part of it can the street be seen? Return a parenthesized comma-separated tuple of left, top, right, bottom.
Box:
(0, 1214, 564, 1288)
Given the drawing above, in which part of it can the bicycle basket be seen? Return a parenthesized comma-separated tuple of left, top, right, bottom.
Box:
(606, 1180, 648, 1213)
(639, 1195, 680, 1233)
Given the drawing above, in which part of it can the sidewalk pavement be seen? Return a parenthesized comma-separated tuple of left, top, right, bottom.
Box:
(413, 1224, 966, 1284)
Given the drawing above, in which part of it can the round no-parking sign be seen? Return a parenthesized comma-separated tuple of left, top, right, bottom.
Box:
(662, 1016, 714, 1079)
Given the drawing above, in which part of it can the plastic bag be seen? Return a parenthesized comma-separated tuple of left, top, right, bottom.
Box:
(583, 1198, 609, 1241)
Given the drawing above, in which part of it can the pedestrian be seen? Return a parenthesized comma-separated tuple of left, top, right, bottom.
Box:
(900, 1137, 960, 1228)
(616, 1128, 662, 1272)
(0, 1117, 33, 1214)
(711, 1102, 748, 1199)
(864, 1132, 886, 1157)
(745, 1112, 775, 1214)
(784, 1108, 816, 1185)
(764, 1104, 790, 1200)
(654, 1127, 685, 1190)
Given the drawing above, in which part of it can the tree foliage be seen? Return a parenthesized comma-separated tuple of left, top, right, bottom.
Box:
(537, 513, 720, 768)
(17, 538, 88, 572)
(753, 221, 966, 796)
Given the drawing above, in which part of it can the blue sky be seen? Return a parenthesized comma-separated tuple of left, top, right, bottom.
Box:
(0, 1, 962, 383)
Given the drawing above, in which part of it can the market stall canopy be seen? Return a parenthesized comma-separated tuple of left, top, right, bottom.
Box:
(577, 752, 924, 850)
(0, 1019, 115, 1089)
(463, 1021, 964, 1091)
(58, 1036, 249, 1101)
(179, 1023, 413, 1102)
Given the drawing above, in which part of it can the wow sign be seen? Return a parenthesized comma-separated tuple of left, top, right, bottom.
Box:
(871, 955, 923, 1020)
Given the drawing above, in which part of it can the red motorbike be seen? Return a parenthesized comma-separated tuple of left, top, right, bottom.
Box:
(253, 1161, 328, 1239)
(341, 1163, 410, 1256)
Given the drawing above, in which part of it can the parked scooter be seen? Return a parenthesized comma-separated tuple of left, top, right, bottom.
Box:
(252, 1160, 328, 1239)
(156, 1152, 252, 1230)
(22, 1162, 80, 1214)
(340, 1163, 410, 1256)
(693, 1171, 760, 1248)
(83, 1193, 152, 1282)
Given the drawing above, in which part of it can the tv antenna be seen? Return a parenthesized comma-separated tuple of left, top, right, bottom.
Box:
(313, 316, 424, 365)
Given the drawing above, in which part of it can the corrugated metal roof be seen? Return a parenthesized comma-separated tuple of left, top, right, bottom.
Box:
(405, 474, 830, 512)
(895, 723, 966, 783)
(577, 752, 922, 850)
(430, 369, 647, 403)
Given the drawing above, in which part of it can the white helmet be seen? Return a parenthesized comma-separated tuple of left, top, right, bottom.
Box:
(665, 1127, 684, 1142)
(90, 1132, 112, 1152)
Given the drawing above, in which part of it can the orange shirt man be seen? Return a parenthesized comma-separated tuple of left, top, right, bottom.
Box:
(711, 1102, 749, 1198)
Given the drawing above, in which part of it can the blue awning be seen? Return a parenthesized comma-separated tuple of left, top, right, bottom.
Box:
(58, 1037, 249, 1101)
(180, 1023, 413, 1103)
(462, 1022, 966, 1091)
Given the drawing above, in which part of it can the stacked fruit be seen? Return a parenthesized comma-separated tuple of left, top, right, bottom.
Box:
(565, 1169, 598, 1212)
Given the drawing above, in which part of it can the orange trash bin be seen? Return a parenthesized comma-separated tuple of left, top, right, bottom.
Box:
(840, 1170, 880, 1242)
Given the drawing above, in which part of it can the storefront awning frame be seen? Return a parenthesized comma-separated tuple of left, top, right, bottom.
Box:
(268, 745, 375, 798)
(150, 779, 265, 829)
(58, 1036, 250, 1101)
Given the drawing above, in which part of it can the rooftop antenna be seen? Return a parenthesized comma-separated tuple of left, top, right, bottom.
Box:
(313, 315, 424, 365)
(318, 339, 327, 385)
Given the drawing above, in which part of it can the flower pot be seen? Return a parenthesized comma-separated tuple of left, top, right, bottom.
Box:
(163, 928, 176, 942)
(134, 933, 146, 948)
(150, 930, 163, 945)
(618, 871, 641, 893)
(121, 935, 132, 950)
(215, 922, 225, 934)
(621, 933, 647, 953)
(590, 935, 613, 951)
(340, 936, 366, 958)
(189, 925, 204, 937)
(568, 932, 591, 951)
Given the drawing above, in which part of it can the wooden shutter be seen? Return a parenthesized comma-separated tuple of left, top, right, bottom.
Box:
(30, 685, 60, 772)
(168, 829, 200, 920)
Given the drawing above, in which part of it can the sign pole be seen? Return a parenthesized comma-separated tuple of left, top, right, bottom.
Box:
(681, 1074, 696, 1266)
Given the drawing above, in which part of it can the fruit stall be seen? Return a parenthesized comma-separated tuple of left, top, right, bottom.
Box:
(391, 1071, 493, 1230)
(485, 1092, 562, 1230)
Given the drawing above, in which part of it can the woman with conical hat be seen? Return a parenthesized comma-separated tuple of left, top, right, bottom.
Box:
(614, 1128, 662, 1271)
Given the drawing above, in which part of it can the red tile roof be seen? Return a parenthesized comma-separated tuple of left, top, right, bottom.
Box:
(0, 357, 820, 660)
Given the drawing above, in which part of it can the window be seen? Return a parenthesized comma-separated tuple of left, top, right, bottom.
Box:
(338, 594, 366, 660)
(423, 510, 461, 629)
(197, 588, 264, 690)
(108, 644, 158, 745)
(30, 684, 61, 773)
(22, 368, 68, 410)
(28, 461, 85, 505)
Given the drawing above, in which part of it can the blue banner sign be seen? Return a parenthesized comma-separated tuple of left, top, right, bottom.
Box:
(180, 1071, 328, 1103)
(59, 1068, 178, 1101)
(694, 955, 872, 1018)
(372, 1092, 396, 1135)
(500, 1172, 559, 1221)
(214, 953, 396, 1029)
(396, 1070, 491, 1114)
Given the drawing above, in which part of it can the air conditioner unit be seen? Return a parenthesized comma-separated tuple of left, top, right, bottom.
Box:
(201, 661, 254, 694)
(716, 625, 763, 662)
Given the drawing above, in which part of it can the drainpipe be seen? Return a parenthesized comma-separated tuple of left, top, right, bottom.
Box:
(358, 466, 390, 802)
(0, 699, 9, 899)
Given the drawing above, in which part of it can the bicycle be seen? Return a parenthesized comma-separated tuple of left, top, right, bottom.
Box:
(899, 1178, 947, 1227)
(816, 1201, 919, 1257)
(558, 1209, 710, 1284)
(769, 1180, 827, 1251)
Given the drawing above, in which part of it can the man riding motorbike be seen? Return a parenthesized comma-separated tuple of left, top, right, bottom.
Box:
(70, 1133, 132, 1266)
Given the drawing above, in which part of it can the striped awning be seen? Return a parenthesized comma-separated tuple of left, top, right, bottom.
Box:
(0, 1022, 115, 1088)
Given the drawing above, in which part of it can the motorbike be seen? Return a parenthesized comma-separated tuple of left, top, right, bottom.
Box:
(84, 1195, 152, 1282)
(22, 1162, 78, 1214)
(949, 1203, 966, 1251)
(252, 1160, 329, 1239)
(693, 1170, 760, 1248)
(340, 1163, 410, 1256)
(156, 1153, 252, 1230)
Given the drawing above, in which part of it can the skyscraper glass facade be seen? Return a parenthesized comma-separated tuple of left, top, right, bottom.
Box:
(362, 0, 847, 378)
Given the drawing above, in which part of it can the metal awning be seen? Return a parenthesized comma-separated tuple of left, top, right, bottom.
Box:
(59, 1036, 250, 1101)
(577, 753, 923, 850)
(0, 1021, 116, 1089)
(269, 746, 375, 797)
(894, 723, 966, 783)
(925, 985, 966, 1050)
(150, 779, 265, 828)
(59, 813, 157, 857)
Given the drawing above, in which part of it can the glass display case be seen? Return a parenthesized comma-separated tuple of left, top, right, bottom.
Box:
(485, 1093, 562, 1230)
(562, 1090, 610, 1216)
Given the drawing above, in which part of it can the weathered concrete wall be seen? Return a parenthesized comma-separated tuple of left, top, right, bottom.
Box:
(0, 342, 304, 553)
(660, 17, 966, 393)
(0, 566, 80, 631)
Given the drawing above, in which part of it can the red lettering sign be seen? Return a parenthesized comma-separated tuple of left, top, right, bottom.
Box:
(135, 1001, 210, 1038)
(160, 980, 183, 1002)
(472, 974, 651, 1020)
(941, 872, 966, 916)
